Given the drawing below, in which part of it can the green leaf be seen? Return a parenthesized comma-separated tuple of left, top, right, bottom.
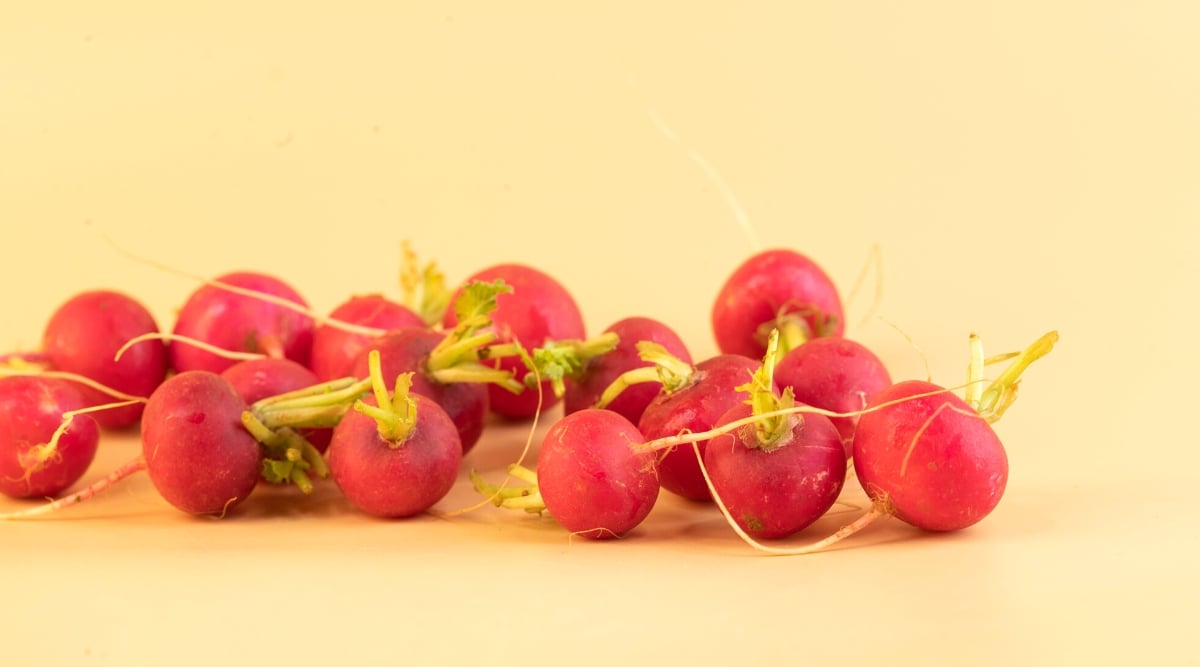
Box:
(261, 459, 294, 485)
(453, 280, 512, 325)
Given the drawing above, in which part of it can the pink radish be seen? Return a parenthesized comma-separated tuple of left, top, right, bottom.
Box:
(170, 271, 315, 375)
(328, 352, 463, 518)
(2, 368, 371, 518)
(635, 350, 761, 501)
(310, 294, 425, 382)
(0, 376, 101, 499)
(351, 281, 530, 453)
(562, 316, 693, 425)
(703, 330, 846, 539)
(472, 408, 659, 539)
(635, 330, 1058, 554)
(712, 248, 845, 359)
(139, 371, 264, 514)
(774, 336, 892, 456)
(40, 289, 168, 428)
(220, 357, 333, 453)
(442, 264, 585, 419)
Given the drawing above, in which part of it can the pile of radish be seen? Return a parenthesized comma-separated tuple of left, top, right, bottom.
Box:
(0, 245, 1056, 555)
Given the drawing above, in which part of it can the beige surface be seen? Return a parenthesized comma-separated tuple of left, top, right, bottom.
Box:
(2, 3, 1197, 665)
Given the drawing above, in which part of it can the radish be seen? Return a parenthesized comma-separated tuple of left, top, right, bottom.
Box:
(703, 330, 845, 539)
(712, 248, 845, 359)
(328, 352, 463, 518)
(170, 271, 315, 375)
(472, 408, 659, 539)
(634, 349, 762, 501)
(40, 289, 168, 428)
(850, 331, 1058, 532)
(442, 263, 585, 419)
(352, 281, 529, 453)
(774, 336, 892, 456)
(2, 367, 371, 518)
(139, 371, 264, 515)
(351, 327, 491, 455)
(562, 316, 693, 425)
(220, 357, 333, 453)
(0, 376, 101, 499)
(635, 330, 1058, 554)
(310, 294, 425, 382)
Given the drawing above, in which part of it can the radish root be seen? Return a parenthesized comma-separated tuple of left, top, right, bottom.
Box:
(0, 456, 148, 520)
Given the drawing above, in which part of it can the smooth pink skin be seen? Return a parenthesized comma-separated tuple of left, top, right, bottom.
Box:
(140, 371, 262, 515)
(42, 289, 168, 429)
(853, 380, 1008, 532)
(170, 271, 315, 375)
(0, 376, 100, 499)
(442, 264, 586, 419)
(220, 357, 332, 453)
(351, 327, 488, 454)
(537, 409, 659, 540)
(310, 294, 425, 382)
(562, 316, 694, 425)
(711, 248, 845, 359)
(637, 354, 762, 502)
(704, 403, 846, 539)
(327, 394, 463, 518)
(774, 337, 892, 457)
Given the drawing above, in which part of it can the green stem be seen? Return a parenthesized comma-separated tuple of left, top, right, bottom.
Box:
(426, 330, 498, 372)
(480, 342, 524, 360)
(637, 341, 696, 394)
(743, 329, 794, 449)
(355, 350, 417, 445)
(595, 367, 661, 409)
(975, 330, 1059, 423)
(251, 377, 361, 409)
(258, 405, 355, 430)
(429, 364, 524, 394)
(773, 317, 812, 357)
(469, 468, 545, 514)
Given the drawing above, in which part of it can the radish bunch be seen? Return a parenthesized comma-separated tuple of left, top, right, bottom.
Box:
(0, 243, 1056, 558)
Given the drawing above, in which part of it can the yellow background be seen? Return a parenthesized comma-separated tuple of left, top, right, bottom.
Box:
(3, 3, 1197, 665)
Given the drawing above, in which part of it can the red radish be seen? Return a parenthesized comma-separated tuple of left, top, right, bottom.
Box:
(1, 369, 370, 519)
(852, 380, 1007, 531)
(537, 409, 659, 538)
(350, 282, 530, 453)
(703, 331, 845, 539)
(351, 327, 490, 454)
(40, 289, 168, 428)
(310, 294, 425, 382)
(638, 330, 1058, 555)
(774, 336, 892, 456)
(328, 354, 463, 518)
(562, 316, 693, 425)
(442, 264, 585, 419)
(221, 357, 333, 453)
(171, 271, 315, 375)
(712, 248, 844, 359)
(0, 376, 101, 499)
(637, 352, 762, 501)
(850, 331, 1058, 532)
(140, 371, 264, 514)
(473, 408, 659, 539)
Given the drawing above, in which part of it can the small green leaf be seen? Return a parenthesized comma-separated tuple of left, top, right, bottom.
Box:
(261, 459, 294, 485)
(453, 280, 512, 325)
